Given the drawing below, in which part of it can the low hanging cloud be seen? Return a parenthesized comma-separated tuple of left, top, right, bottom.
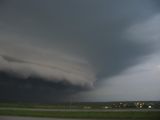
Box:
(0, 41, 96, 87)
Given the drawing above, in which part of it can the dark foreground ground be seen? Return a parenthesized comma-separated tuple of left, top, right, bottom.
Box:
(0, 116, 99, 120)
(1, 116, 142, 120)
(0, 116, 71, 120)
(0, 116, 93, 120)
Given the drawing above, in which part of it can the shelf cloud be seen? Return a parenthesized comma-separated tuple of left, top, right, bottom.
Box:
(0, 0, 160, 102)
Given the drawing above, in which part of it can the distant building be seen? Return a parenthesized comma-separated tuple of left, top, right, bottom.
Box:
(148, 105, 152, 109)
(104, 106, 109, 109)
(135, 102, 144, 108)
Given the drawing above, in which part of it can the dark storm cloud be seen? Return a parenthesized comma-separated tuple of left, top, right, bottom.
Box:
(0, 71, 84, 103)
(0, 0, 158, 102)
(0, 0, 154, 78)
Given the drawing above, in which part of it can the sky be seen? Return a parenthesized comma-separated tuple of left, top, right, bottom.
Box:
(0, 0, 160, 102)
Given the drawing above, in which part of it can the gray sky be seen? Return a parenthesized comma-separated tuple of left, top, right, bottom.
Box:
(0, 0, 160, 102)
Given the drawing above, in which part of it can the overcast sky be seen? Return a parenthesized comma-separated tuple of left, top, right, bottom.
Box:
(0, 0, 160, 102)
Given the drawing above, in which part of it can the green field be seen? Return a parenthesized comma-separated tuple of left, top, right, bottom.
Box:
(0, 109, 160, 119)
(0, 102, 160, 119)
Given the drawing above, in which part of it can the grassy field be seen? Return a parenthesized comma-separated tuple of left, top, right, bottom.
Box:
(0, 109, 160, 119)
(0, 102, 160, 119)
(0, 101, 160, 109)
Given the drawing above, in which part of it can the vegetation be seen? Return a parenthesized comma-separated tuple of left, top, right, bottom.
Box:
(0, 102, 160, 119)
(1, 101, 160, 109)
(0, 109, 160, 119)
